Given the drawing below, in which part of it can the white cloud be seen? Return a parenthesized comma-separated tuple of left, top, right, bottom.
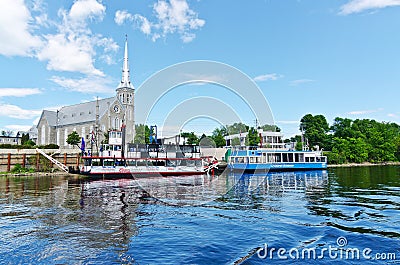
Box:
(276, 120, 299, 124)
(339, 0, 400, 15)
(115, 0, 205, 43)
(135, 14, 152, 35)
(347, 108, 383, 115)
(0, 88, 42, 98)
(5, 125, 33, 132)
(253, 73, 283, 82)
(290, 79, 315, 86)
(0, 0, 43, 56)
(50, 75, 115, 94)
(115, 10, 134, 25)
(0, 104, 42, 119)
(37, 33, 104, 76)
(35, 0, 114, 76)
(69, 0, 106, 22)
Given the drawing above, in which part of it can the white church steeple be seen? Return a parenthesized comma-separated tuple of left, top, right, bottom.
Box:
(117, 35, 134, 91)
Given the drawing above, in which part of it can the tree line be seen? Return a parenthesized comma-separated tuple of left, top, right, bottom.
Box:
(298, 114, 400, 164)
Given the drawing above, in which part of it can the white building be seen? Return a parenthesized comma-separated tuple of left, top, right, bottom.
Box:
(225, 129, 285, 149)
(37, 38, 135, 148)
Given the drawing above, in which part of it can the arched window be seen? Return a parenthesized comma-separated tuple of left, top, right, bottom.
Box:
(114, 117, 120, 129)
(41, 125, 46, 145)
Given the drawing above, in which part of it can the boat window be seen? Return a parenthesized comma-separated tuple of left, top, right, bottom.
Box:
(103, 160, 114, 166)
(283, 153, 288, 162)
(310, 157, 315, 162)
(166, 160, 176, 167)
(92, 159, 101, 166)
(126, 160, 136, 166)
(195, 160, 202, 167)
(289, 153, 294, 162)
(250, 157, 255, 163)
(84, 159, 92, 166)
(321, 157, 326, 162)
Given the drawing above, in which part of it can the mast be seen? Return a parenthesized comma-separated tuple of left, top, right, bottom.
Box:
(95, 96, 99, 155)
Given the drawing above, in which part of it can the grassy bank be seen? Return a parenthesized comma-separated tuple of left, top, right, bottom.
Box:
(328, 161, 400, 168)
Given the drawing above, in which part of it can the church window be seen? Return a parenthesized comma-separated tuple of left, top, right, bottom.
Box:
(64, 129, 68, 146)
(41, 125, 46, 145)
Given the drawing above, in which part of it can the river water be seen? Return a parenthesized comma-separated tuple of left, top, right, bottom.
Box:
(0, 166, 399, 264)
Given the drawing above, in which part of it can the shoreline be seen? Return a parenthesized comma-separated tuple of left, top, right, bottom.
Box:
(0, 171, 80, 178)
(328, 161, 400, 168)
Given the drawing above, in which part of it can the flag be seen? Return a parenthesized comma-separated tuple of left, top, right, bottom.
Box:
(80, 137, 85, 152)
(91, 130, 95, 144)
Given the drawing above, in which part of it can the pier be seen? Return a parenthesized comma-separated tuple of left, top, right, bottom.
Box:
(0, 149, 81, 173)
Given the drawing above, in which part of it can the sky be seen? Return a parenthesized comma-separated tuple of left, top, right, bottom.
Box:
(0, 0, 400, 138)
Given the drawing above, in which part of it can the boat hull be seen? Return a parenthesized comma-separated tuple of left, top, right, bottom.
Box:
(228, 162, 327, 172)
(80, 165, 205, 177)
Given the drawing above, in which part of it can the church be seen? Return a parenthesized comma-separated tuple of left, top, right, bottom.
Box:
(37, 39, 135, 148)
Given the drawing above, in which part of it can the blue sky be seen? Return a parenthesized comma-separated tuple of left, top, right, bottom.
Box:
(0, 0, 399, 138)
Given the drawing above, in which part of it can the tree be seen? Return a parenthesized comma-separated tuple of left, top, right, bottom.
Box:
(226, 123, 247, 135)
(1, 130, 12, 136)
(134, 124, 150, 144)
(181, 132, 199, 145)
(21, 133, 30, 145)
(246, 127, 260, 146)
(66, 131, 81, 148)
(300, 114, 330, 149)
(261, 124, 281, 132)
(211, 127, 226, 147)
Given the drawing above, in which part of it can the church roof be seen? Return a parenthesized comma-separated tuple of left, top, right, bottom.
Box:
(41, 110, 58, 127)
(57, 97, 115, 126)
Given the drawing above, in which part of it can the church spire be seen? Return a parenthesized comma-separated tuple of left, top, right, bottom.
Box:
(117, 35, 134, 90)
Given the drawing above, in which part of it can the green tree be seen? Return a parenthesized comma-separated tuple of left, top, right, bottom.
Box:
(211, 127, 226, 147)
(246, 127, 260, 147)
(300, 114, 330, 149)
(226, 123, 247, 135)
(134, 124, 150, 144)
(20, 133, 30, 145)
(66, 131, 81, 148)
(261, 124, 281, 132)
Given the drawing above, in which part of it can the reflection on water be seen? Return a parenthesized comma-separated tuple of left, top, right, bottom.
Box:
(0, 167, 399, 264)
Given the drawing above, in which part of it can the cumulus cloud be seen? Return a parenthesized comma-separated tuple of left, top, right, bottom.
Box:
(69, 0, 105, 22)
(115, 0, 205, 43)
(0, 0, 43, 56)
(253, 73, 283, 82)
(35, 0, 111, 76)
(0, 104, 42, 119)
(339, 0, 400, 15)
(0, 88, 42, 98)
(0, 0, 117, 77)
(50, 75, 115, 94)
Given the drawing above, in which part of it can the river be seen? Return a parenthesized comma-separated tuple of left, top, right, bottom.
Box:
(0, 166, 399, 264)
